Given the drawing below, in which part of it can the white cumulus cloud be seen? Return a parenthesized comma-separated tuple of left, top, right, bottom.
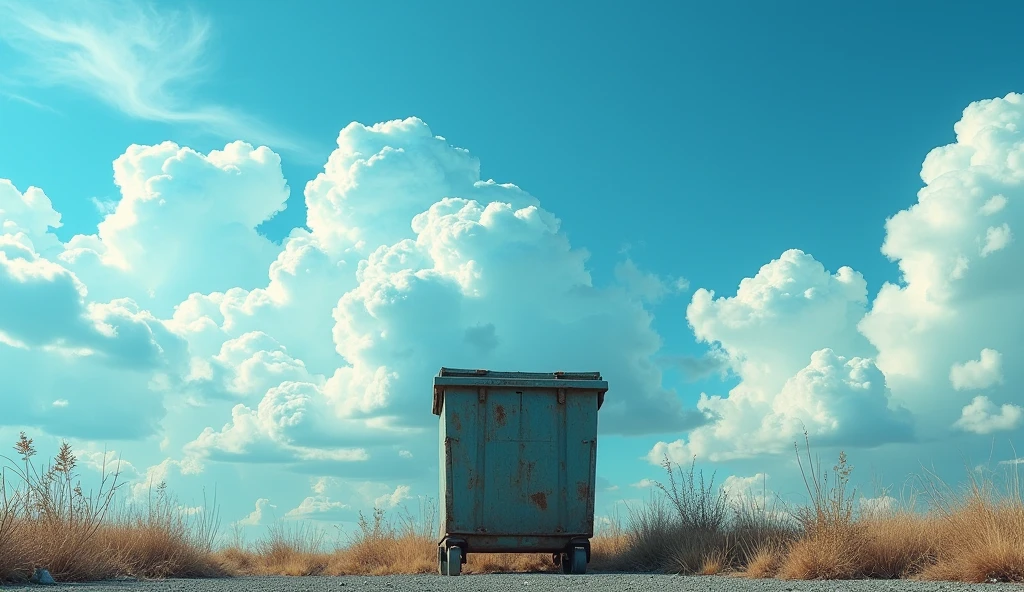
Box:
(858, 92, 1024, 430)
(77, 448, 139, 480)
(130, 457, 203, 501)
(238, 498, 276, 526)
(954, 396, 1023, 435)
(721, 473, 769, 501)
(949, 349, 1003, 391)
(0, 185, 192, 437)
(650, 250, 910, 464)
(980, 224, 1013, 256)
(858, 495, 898, 518)
(285, 495, 351, 522)
(374, 485, 412, 509)
(62, 140, 291, 314)
(166, 115, 704, 483)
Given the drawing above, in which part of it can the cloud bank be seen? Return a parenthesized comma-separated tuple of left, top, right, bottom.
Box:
(650, 92, 1024, 464)
(0, 117, 700, 486)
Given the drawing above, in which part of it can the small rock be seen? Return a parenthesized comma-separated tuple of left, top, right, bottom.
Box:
(29, 568, 56, 585)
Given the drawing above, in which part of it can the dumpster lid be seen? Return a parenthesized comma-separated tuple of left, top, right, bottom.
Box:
(431, 367, 608, 415)
(438, 368, 603, 380)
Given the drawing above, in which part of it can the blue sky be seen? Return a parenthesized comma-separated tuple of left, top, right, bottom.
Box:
(1, 0, 1023, 536)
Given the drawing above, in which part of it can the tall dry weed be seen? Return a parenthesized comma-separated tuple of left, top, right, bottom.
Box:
(1, 434, 127, 581)
(656, 455, 732, 573)
(0, 433, 226, 583)
(730, 472, 798, 567)
(777, 432, 863, 580)
(0, 470, 22, 579)
(617, 492, 680, 571)
(613, 455, 795, 576)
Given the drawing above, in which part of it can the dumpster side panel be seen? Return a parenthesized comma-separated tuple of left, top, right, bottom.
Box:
(481, 389, 560, 535)
(438, 408, 448, 539)
(564, 391, 599, 535)
(442, 387, 483, 535)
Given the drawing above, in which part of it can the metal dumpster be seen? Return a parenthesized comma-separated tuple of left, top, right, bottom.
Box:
(432, 367, 608, 576)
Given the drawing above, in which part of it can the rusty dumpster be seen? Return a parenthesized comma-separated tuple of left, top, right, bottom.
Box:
(432, 367, 608, 576)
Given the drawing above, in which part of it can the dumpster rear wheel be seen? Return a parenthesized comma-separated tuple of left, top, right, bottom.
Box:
(437, 546, 447, 575)
(445, 545, 463, 576)
(560, 545, 587, 575)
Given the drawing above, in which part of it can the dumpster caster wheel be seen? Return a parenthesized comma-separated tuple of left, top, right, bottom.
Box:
(438, 546, 447, 575)
(560, 546, 587, 574)
(445, 545, 463, 576)
(552, 552, 562, 567)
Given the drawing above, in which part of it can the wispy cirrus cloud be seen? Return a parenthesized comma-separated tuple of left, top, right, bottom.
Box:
(0, 86, 60, 114)
(0, 0, 306, 155)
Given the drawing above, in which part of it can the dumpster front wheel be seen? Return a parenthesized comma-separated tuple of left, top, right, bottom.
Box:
(445, 545, 463, 576)
(559, 546, 587, 574)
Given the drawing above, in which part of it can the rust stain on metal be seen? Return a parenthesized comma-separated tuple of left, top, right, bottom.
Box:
(576, 481, 590, 502)
(451, 413, 462, 431)
(515, 458, 537, 485)
(444, 437, 455, 529)
(495, 404, 507, 426)
(530, 492, 548, 510)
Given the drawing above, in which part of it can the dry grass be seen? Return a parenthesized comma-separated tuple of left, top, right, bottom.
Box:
(213, 499, 633, 577)
(217, 503, 562, 577)
(741, 542, 786, 579)
(777, 527, 862, 580)
(0, 433, 227, 583)
(856, 513, 935, 579)
(327, 508, 435, 575)
(589, 523, 629, 571)
(776, 433, 862, 580)
(698, 549, 729, 575)
(5, 430, 1024, 584)
(608, 455, 797, 577)
(916, 464, 1024, 583)
(618, 432, 1024, 585)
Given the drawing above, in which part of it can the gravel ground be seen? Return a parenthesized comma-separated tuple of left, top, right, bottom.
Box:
(2, 575, 1022, 592)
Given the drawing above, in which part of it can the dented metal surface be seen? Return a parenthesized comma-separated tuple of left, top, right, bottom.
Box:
(435, 368, 604, 556)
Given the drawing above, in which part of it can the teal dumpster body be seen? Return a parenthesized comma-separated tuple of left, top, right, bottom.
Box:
(432, 368, 607, 576)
